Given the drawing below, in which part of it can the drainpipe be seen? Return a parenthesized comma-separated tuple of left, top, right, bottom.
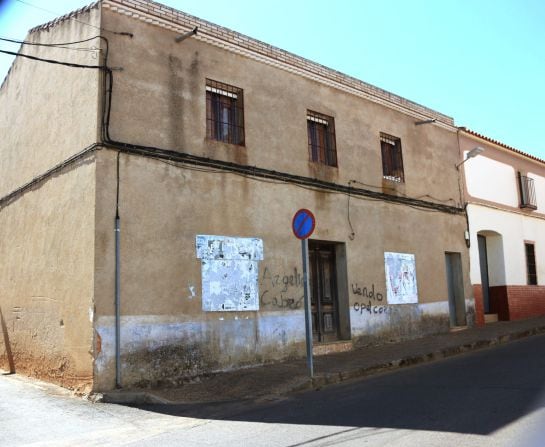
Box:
(115, 152, 122, 388)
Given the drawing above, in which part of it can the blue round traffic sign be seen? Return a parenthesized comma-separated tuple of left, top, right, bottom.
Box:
(292, 209, 316, 240)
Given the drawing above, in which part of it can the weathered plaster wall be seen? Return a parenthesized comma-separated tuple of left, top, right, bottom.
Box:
(0, 160, 96, 390)
(93, 151, 470, 390)
(0, 8, 100, 389)
(89, 7, 472, 391)
(0, 5, 101, 197)
(102, 8, 462, 205)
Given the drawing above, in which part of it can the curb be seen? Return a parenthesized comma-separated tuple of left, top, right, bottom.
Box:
(305, 325, 545, 391)
(101, 390, 173, 405)
(96, 325, 545, 405)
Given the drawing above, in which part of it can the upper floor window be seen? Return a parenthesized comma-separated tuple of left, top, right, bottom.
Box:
(307, 111, 337, 167)
(518, 172, 537, 209)
(206, 79, 245, 145)
(525, 242, 537, 285)
(380, 133, 404, 182)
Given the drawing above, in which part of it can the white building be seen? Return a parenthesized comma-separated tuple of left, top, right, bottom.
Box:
(460, 129, 545, 323)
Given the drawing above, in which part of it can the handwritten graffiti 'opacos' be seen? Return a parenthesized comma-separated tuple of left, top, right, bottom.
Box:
(353, 300, 391, 315)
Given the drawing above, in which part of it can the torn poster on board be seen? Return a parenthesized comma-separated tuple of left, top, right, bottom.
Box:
(196, 235, 264, 311)
(384, 252, 418, 304)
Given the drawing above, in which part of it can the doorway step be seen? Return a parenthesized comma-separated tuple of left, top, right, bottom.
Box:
(313, 340, 353, 356)
(449, 325, 468, 332)
(484, 313, 499, 323)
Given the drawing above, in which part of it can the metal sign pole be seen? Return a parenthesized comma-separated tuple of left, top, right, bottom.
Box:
(301, 238, 314, 378)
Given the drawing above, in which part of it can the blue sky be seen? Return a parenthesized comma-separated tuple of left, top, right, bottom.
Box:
(1, 0, 544, 159)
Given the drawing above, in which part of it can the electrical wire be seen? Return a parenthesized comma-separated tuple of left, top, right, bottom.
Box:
(0, 19, 463, 219)
(0, 36, 101, 53)
(349, 178, 457, 205)
(347, 181, 356, 240)
(0, 49, 108, 70)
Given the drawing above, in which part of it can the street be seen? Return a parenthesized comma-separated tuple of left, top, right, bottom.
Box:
(2, 334, 545, 446)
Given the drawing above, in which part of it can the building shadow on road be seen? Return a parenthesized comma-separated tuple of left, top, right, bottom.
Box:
(133, 337, 545, 436)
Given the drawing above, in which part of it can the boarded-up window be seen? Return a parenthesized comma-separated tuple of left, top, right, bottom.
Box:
(196, 235, 263, 311)
(380, 133, 404, 182)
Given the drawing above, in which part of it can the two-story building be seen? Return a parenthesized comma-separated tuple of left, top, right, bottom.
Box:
(459, 129, 545, 325)
(1, 0, 474, 392)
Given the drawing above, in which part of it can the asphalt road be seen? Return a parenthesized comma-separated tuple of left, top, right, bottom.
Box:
(2, 334, 545, 446)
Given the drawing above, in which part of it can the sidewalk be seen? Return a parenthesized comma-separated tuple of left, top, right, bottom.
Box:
(102, 316, 545, 405)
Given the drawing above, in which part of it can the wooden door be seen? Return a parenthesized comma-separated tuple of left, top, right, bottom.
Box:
(309, 242, 339, 342)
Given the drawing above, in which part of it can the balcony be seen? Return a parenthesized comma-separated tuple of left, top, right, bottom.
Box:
(518, 173, 537, 210)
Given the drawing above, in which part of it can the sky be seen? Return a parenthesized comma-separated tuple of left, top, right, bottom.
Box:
(1, 0, 544, 160)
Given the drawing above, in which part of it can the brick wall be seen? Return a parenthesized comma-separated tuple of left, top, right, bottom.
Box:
(479, 285, 545, 321)
(505, 286, 545, 320)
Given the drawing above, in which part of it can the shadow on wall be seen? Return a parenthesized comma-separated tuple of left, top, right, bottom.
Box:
(0, 306, 15, 374)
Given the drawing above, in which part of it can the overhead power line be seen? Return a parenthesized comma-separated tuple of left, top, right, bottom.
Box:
(0, 49, 107, 70)
(0, 36, 100, 53)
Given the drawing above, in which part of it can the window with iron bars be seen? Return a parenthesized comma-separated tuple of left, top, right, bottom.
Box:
(525, 242, 538, 285)
(518, 172, 537, 209)
(206, 79, 245, 146)
(307, 111, 337, 167)
(380, 133, 404, 182)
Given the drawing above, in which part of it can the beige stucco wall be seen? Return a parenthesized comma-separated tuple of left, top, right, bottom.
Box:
(0, 7, 101, 390)
(88, 7, 473, 390)
(102, 9, 462, 203)
(93, 151, 471, 390)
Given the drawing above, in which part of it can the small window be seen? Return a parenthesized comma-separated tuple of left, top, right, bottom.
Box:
(380, 133, 404, 182)
(206, 79, 244, 145)
(307, 111, 337, 167)
(518, 172, 537, 209)
(525, 243, 538, 285)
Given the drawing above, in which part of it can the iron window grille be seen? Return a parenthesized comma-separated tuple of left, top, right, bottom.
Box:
(380, 133, 404, 182)
(518, 172, 537, 209)
(525, 243, 538, 285)
(206, 79, 245, 146)
(307, 111, 337, 167)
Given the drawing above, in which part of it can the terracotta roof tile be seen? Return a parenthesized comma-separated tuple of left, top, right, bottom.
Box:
(461, 128, 545, 166)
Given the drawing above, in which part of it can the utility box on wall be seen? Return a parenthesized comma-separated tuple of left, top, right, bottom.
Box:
(196, 235, 264, 311)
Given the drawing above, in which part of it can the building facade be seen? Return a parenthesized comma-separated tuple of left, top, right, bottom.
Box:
(460, 129, 545, 325)
(1, 0, 474, 392)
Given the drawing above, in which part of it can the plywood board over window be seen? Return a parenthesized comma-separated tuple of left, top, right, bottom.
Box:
(196, 235, 263, 311)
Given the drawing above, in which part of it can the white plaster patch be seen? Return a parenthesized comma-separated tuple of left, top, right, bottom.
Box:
(88, 307, 94, 323)
(350, 301, 450, 338)
(94, 313, 304, 377)
(420, 301, 449, 316)
(187, 285, 196, 300)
